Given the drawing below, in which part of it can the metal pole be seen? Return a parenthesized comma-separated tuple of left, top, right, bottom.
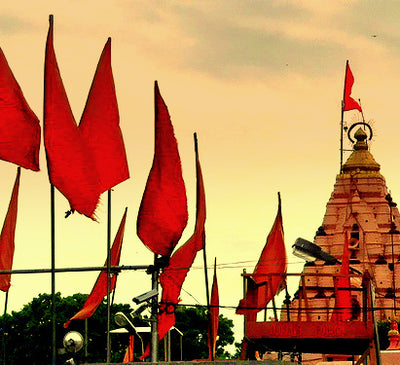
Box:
(84, 318, 88, 360)
(340, 104, 344, 174)
(167, 329, 171, 361)
(106, 190, 111, 363)
(202, 248, 210, 310)
(0, 264, 149, 275)
(242, 268, 247, 335)
(2, 290, 7, 365)
(51, 184, 56, 365)
(284, 283, 291, 321)
(340, 60, 348, 174)
(180, 334, 183, 361)
(151, 255, 159, 362)
(3, 291, 8, 316)
(202, 247, 212, 360)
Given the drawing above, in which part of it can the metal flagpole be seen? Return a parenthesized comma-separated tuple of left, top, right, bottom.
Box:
(84, 318, 88, 360)
(151, 254, 159, 362)
(195, 132, 212, 359)
(340, 60, 348, 174)
(51, 184, 56, 365)
(106, 190, 111, 363)
(194, 133, 210, 311)
(209, 257, 217, 360)
(3, 291, 8, 316)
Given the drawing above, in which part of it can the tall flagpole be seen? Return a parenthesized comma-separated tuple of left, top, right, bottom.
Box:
(194, 133, 210, 309)
(151, 254, 159, 362)
(195, 133, 211, 359)
(106, 189, 111, 363)
(340, 60, 348, 174)
(51, 184, 56, 365)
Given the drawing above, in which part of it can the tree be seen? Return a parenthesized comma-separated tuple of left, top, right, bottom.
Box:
(0, 295, 236, 364)
(0, 292, 132, 364)
(160, 305, 235, 361)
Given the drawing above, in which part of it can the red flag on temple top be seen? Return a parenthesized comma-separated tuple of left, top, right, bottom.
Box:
(236, 193, 286, 315)
(0, 48, 40, 171)
(331, 232, 352, 322)
(0, 168, 20, 292)
(137, 81, 188, 257)
(343, 61, 362, 112)
(208, 259, 219, 360)
(64, 209, 127, 328)
(44, 15, 101, 219)
(79, 38, 129, 193)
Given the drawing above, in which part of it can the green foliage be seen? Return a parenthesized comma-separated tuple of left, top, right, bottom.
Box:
(164, 305, 235, 361)
(0, 295, 236, 364)
(0, 292, 131, 364)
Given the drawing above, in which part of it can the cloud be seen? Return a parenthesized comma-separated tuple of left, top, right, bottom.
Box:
(113, 1, 352, 80)
(116, 0, 400, 82)
(0, 14, 37, 35)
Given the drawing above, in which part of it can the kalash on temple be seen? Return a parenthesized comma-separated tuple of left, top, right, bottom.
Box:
(239, 124, 400, 364)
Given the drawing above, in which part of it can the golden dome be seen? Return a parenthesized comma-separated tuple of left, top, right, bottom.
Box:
(342, 127, 380, 174)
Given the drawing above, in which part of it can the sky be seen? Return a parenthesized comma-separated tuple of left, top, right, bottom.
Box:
(2, 0, 400, 350)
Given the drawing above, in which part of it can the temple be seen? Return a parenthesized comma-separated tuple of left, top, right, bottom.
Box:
(240, 124, 400, 364)
(289, 125, 400, 323)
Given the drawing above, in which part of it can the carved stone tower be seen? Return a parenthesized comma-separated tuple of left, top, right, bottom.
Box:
(288, 126, 400, 321)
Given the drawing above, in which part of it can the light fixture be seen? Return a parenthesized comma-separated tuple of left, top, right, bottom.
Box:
(292, 238, 338, 264)
(114, 312, 144, 354)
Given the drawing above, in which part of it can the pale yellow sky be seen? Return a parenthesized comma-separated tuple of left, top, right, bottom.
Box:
(1, 0, 400, 344)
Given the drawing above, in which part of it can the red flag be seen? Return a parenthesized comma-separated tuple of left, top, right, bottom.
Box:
(236, 277, 259, 316)
(343, 61, 362, 112)
(44, 15, 101, 219)
(331, 232, 352, 321)
(139, 343, 150, 361)
(64, 209, 127, 327)
(208, 260, 219, 360)
(0, 49, 40, 171)
(0, 168, 20, 292)
(123, 335, 134, 363)
(139, 133, 207, 361)
(159, 133, 206, 306)
(137, 81, 188, 256)
(237, 193, 286, 315)
(79, 38, 129, 193)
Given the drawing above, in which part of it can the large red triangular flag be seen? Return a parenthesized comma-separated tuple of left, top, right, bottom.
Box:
(64, 209, 127, 327)
(139, 133, 207, 361)
(0, 168, 20, 292)
(331, 232, 352, 321)
(44, 15, 101, 219)
(343, 61, 362, 112)
(0, 49, 40, 171)
(79, 38, 129, 193)
(137, 81, 188, 257)
(208, 259, 219, 360)
(237, 193, 286, 315)
(159, 133, 206, 307)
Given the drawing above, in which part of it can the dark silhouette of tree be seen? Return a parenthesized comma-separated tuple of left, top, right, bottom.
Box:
(162, 305, 235, 361)
(0, 295, 235, 364)
(0, 292, 131, 364)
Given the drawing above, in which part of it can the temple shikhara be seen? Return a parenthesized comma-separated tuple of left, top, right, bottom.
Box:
(238, 62, 400, 365)
(290, 125, 400, 323)
(239, 122, 400, 364)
